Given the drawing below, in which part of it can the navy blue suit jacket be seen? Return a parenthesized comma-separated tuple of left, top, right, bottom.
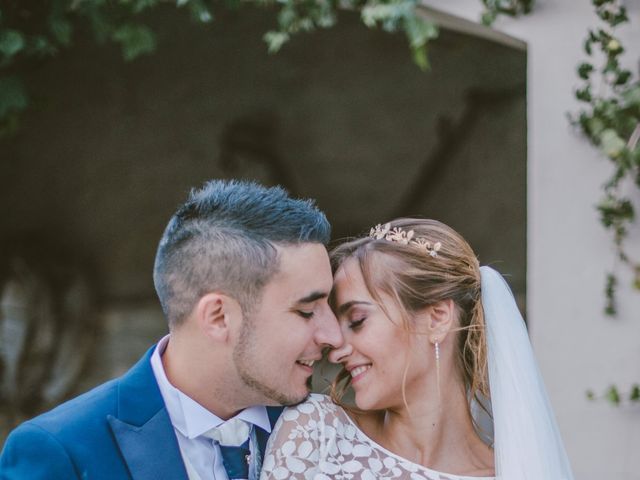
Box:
(0, 347, 282, 479)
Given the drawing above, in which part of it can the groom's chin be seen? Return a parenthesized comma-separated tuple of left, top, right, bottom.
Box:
(281, 391, 311, 407)
(280, 379, 312, 407)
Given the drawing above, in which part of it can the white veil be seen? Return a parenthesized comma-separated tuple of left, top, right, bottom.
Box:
(477, 266, 574, 480)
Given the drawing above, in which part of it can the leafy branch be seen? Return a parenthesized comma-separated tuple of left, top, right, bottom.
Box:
(587, 384, 640, 406)
(263, 0, 437, 70)
(571, 0, 640, 316)
(480, 0, 533, 26)
(0, 0, 438, 137)
(0, 0, 191, 136)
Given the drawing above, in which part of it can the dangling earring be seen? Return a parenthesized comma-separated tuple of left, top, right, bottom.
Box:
(434, 339, 441, 402)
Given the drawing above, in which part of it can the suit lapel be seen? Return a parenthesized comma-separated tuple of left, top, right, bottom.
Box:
(109, 410, 188, 480)
(108, 347, 188, 480)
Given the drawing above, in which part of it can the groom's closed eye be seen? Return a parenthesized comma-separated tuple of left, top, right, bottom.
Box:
(291, 291, 330, 319)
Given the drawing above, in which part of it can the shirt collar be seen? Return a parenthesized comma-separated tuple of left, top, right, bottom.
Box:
(150, 335, 272, 439)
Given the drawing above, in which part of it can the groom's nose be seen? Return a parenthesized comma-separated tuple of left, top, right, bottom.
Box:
(314, 308, 343, 349)
(328, 341, 353, 364)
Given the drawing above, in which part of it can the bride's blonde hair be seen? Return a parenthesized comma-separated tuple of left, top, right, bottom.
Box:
(330, 218, 489, 414)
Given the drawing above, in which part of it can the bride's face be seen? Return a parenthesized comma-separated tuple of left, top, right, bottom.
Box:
(329, 258, 429, 411)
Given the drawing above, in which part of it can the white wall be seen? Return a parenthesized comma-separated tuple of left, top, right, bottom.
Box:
(423, 1, 640, 478)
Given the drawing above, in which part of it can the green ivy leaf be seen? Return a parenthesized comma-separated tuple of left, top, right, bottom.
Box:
(633, 267, 640, 290)
(0, 30, 26, 61)
(576, 85, 592, 102)
(277, 7, 298, 31)
(412, 44, 428, 71)
(604, 273, 617, 315)
(598, 197, 633, 227)
(621, 84, 640, 107)
(112, 24, 156, 61)
(404, 15, 438, 50)
(577, 62, 594, 80)
(615, 70, 631, 86)
(481, 11, 497, 26)
(600, 128, 626, 158)
(606, 385, 620, 406)
(584, 37, 593, 55)
(361, 2, 412, 31)
(587, 117, 605, 137)
(187, 0, 213, 23)
(630, 384, 640, 401)
(49, 17, 73, 47)
(263, 31, 289, 53)
(317, 13, 336, 29)
(586, 389, 596, 400)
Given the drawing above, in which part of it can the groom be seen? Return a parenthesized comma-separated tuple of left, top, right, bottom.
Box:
(0, 180, 343, 479)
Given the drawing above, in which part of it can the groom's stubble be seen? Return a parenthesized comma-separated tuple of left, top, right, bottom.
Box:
(232, 312, 311, 407)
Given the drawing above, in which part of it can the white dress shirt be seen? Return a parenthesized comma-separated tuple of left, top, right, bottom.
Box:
(151, 335, 272, 480)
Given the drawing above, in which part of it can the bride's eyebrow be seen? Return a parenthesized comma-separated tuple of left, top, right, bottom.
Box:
(337, 300, 372, 315)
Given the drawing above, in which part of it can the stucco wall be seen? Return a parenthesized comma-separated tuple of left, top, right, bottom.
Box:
(424, 1, 640, 478)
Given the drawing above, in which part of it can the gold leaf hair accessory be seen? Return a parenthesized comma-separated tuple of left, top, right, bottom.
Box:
(369, 223, 441, 257)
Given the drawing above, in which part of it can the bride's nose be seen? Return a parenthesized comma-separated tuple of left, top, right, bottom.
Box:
(328, 341, 353, 364)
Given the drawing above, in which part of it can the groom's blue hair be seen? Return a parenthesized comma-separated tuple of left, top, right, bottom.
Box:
(153, 179, 331, 327)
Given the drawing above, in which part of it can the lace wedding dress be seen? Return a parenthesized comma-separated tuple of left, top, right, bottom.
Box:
(260, 394, 495, 480)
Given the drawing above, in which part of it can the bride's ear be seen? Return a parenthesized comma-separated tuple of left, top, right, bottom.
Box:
(423, 299, 456, 344)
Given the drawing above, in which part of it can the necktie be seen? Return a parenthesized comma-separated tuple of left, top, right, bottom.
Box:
(204, 418, 252, 480)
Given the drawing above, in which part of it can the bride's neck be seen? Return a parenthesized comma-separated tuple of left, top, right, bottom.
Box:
(374, 378, 493, 475)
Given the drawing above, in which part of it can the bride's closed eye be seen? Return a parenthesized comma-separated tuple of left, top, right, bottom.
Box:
(348, 317, 366, 330)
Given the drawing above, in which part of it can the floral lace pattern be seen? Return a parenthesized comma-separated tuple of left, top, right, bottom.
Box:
(260, 394, 495, 480)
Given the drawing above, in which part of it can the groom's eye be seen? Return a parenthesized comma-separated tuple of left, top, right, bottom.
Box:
(297, 310, 315, 319)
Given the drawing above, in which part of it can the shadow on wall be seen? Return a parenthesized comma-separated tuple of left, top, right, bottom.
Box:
(0, 237, 98, 437)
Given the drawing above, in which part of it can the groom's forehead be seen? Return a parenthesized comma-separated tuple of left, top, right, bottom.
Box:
(264, 243, 332, 296)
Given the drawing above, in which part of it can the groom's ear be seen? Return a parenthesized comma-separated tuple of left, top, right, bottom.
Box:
(423, 298, 456, 344)
(194, 293, 243, 342)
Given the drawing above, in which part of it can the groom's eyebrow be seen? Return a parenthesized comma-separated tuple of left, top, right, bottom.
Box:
(337, 301, 372, 315)
(296, 291, 329, 304)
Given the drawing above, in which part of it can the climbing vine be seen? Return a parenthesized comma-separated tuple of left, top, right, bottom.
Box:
(480, 0, 533, 26)
(572, 0, 640, 316)
(0, 0, 538, 138)
(587, 384, 640, 406)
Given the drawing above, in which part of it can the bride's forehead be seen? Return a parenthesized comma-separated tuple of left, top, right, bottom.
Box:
(333, 262, 373, 300)
(334, 252, 390, 284)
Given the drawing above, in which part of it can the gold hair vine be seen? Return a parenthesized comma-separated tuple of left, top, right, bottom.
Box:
(369, 223, 441, 257)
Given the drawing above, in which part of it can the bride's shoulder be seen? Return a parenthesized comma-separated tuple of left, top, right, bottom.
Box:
(276, 394, 348, 425)
(284, 393, 340, 416)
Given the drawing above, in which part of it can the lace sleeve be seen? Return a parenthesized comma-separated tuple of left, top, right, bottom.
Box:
(260, 394, 334, 480)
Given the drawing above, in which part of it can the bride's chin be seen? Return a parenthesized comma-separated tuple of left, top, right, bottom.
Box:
(354, 392, 380, 412)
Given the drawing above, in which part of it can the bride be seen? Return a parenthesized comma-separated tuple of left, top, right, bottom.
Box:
(260, 218, 574, 480)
